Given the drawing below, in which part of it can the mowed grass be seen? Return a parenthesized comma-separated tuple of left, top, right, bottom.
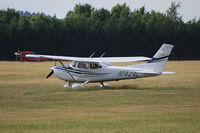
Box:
(0, 61, 200, 133)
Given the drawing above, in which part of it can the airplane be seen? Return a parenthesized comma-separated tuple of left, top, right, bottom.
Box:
(26, 44, 174, 88)
(14, 50, 47, 61)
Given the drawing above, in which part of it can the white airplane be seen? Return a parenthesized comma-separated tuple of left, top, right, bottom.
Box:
(26, 44, 174, 88)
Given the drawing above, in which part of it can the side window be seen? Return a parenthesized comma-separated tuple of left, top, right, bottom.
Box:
(95, 63, 101, 68)
(90, 63, 94, 69)
(76, 62, 101, 69)
(90, 63, 101, 69)
(85, 63, 90, 69)
(78, 62, 86, 69)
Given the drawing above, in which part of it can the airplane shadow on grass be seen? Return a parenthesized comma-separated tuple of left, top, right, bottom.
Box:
(64, 85, 177, 92)
(63, 85, 136, 91)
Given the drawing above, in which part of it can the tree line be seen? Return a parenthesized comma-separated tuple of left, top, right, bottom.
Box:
(0, 2, 200, 60)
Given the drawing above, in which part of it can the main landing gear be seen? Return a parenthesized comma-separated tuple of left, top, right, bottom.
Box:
(64, 81, 89, 89)
(64, 81, 111, 88)
(100, 82, 111, 87)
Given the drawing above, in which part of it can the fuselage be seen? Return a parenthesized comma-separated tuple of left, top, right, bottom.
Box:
(52, 62, 158, 83)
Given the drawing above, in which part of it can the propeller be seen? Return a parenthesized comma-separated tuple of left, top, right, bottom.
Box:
(46, 70, 54, 78)
(46, 61, 57, 79)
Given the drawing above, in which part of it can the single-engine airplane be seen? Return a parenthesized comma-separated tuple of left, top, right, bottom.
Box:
(26, 44, 174, 88)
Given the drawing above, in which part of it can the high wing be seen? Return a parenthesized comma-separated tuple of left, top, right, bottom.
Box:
(26, 54, 151, 63)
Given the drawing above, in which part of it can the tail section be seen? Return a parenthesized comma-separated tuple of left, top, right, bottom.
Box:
(129, 44, 174, 74)
(147, 44, 174, 73)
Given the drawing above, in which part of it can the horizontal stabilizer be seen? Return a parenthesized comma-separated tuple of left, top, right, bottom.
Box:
(162, 71, 175, 74)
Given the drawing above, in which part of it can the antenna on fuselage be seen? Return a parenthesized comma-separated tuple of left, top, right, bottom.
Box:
(100, 52, 106, 58)
(89, 52, 95, 58)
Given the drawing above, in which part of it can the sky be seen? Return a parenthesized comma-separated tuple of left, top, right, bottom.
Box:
(0, 0, 200, 22)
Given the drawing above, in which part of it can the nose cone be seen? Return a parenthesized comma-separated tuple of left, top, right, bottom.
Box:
(52, 65, 74, 81)
(52, 65, 66, 80)
(51, 66, 55, 70)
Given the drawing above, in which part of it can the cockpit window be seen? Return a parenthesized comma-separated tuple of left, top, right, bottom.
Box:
(77, 62, 87, 69)
(76, 62, 101, 69)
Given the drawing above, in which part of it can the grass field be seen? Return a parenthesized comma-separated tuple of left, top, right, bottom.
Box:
(0, 61, 200, 133)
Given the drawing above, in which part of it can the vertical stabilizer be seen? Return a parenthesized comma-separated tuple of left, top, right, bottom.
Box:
(147, 44, 174, 73)
(150, 44, 174, 61)
(129, 44, 174, 74)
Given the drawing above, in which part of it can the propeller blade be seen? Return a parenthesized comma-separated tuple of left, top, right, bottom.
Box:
(46, 70, 54, 78)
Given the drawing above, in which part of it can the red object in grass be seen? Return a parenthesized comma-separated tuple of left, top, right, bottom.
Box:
(14, 51, 47, 61)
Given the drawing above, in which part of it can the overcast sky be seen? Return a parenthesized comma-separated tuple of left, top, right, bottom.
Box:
(0, 0, 200, 22)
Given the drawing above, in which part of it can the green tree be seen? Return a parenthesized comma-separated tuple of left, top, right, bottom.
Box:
(0, 4, 200, 60)
(73, 4, 94, 18)
(166, 2, 182, 22)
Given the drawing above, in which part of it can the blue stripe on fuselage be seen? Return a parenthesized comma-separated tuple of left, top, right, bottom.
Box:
(148, 55, 169, 63)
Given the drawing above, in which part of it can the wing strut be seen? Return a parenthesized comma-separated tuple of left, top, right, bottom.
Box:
(59, 61, 76, 81)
